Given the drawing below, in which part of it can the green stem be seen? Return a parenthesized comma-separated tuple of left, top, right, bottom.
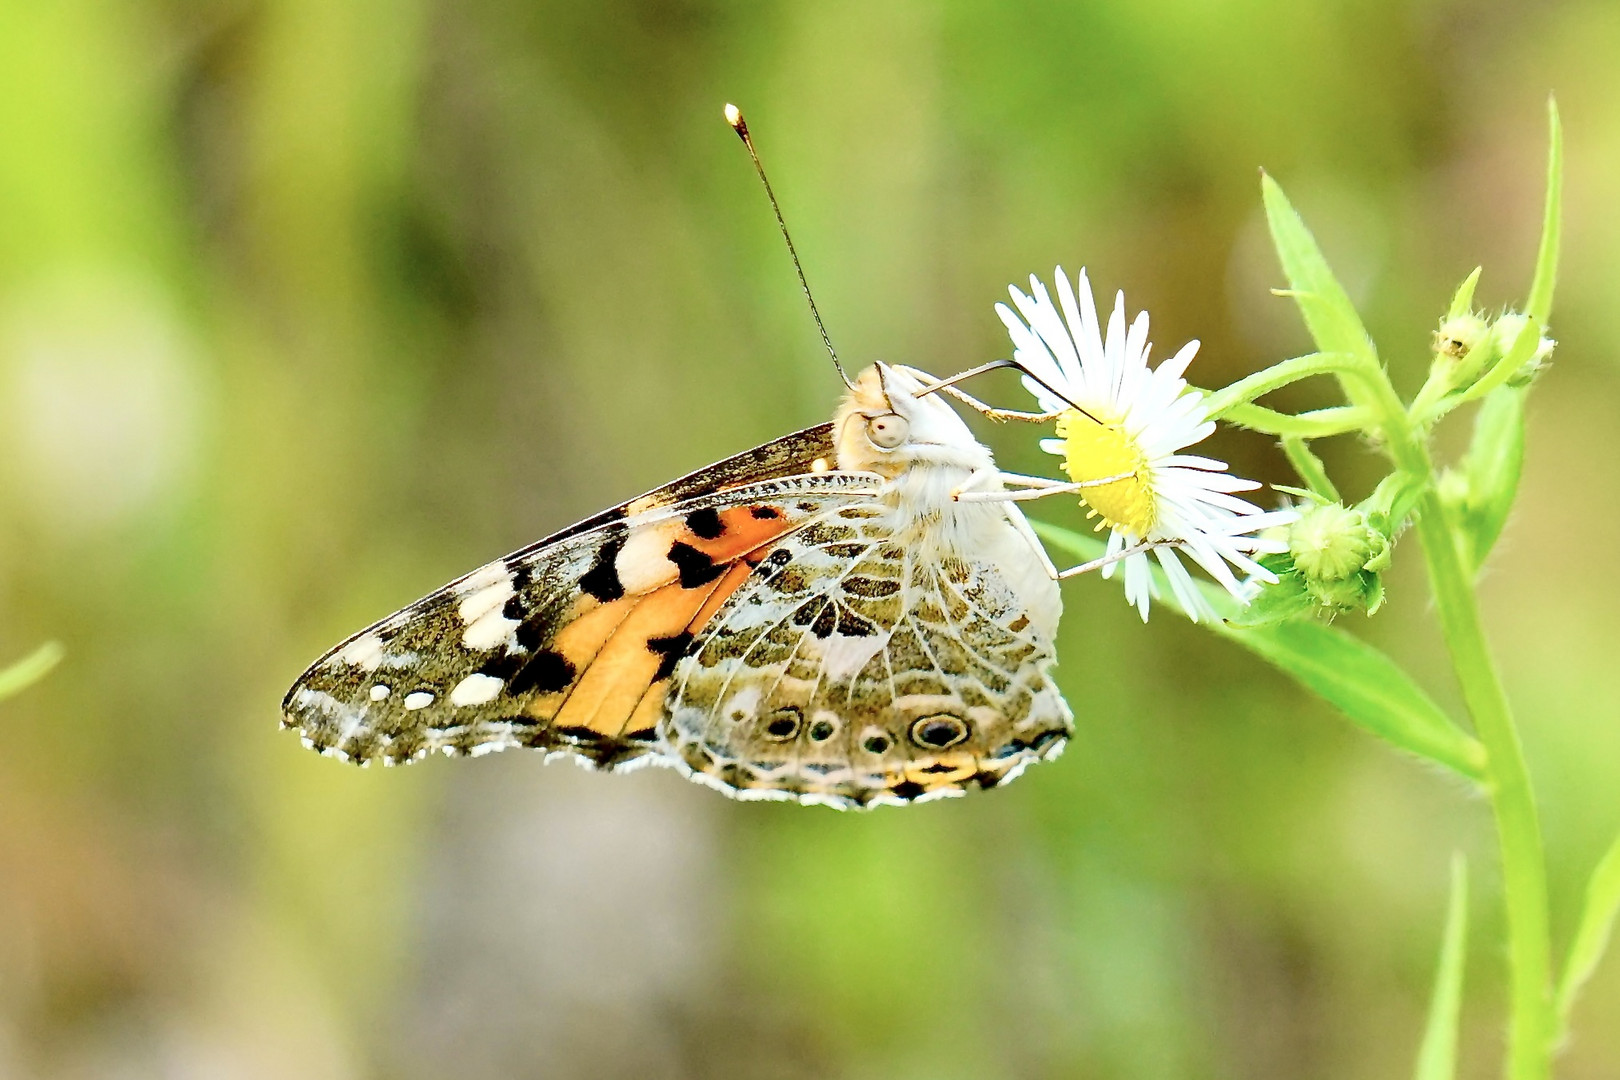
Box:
(1202, 351, 1352, 416)
(1364, 360, 1553, 1079)
(1414, 493, 1551, 1079)
(1220, 402, 1370, 438)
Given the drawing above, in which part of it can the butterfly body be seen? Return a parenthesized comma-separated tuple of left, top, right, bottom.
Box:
(283, 363, 1072, 807)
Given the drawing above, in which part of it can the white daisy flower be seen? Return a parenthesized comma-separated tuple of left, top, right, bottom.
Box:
(997, 266, 1296, 622)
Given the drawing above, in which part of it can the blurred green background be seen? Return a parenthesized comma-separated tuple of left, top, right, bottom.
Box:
(1, 1, 1617, 1077)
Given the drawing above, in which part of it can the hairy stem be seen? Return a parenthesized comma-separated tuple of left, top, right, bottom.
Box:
(1363, 362, 1553, 1080)
(1202, 351, 1354, 416)
(1414, 493, 1551, 1079)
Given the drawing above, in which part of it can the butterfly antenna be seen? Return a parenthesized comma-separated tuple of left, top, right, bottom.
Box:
(725, 103, 853, 390)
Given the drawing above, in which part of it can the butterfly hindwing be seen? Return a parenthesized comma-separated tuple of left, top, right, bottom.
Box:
(281, 425, 880, 767)
(661, 497, 1074, 807)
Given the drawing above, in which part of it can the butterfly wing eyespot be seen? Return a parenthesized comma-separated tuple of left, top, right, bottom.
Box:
(865, 413, 909, 449)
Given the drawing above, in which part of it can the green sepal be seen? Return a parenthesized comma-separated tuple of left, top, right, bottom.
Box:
(1224, 566, 1314, 628)
(1447, 267, 1483, 321)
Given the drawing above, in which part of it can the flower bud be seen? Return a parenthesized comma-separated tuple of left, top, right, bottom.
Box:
(1288, 502, 1372, 583)
(1491, 312, 1555, 385)
(1426, 313, 1491, 395)
(1433, 313, 1488, 361)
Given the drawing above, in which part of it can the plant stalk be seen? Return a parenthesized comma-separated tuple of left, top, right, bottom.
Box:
(1413, 493, 1551, 1080)
(1363, 358, 1552, 1080)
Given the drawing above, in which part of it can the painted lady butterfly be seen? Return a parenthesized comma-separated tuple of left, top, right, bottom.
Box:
(281, 361, 1075, 808)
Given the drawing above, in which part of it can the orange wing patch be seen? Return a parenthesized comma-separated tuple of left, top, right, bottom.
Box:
(522, 502, 804, 747)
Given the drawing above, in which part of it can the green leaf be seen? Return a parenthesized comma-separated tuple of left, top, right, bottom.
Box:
(1033, 521, 1486, 783)
(1414, 855, 1470, 1080)
(1447, 267, 1482, 321)
(1555, 830, 1620, 1038)
(1260, 173, 1382, 408)
(1456, 386, 1527, 572)
(1211, 618, 1484, 783)
(1526, 96, 1562, 326)
(0, 641, 63, 702)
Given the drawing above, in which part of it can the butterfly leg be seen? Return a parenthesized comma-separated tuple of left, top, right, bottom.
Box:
(937, 385, 1066, 424)
(1056, 540, 1177, 580)
(898, 363, 1072, 424)
(954, 473, 1133, 504)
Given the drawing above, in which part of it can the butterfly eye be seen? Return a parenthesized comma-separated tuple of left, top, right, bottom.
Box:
(910, 714, 969, 749)
(865, 413, 910, 449)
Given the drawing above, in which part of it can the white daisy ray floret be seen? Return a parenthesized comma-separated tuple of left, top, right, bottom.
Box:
(997, 266, 1296, 622)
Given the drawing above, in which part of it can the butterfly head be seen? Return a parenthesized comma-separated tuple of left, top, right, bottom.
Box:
(834, 362, 992, 477)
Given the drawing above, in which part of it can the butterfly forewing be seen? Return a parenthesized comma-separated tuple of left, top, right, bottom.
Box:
(282, 426, 878, 767)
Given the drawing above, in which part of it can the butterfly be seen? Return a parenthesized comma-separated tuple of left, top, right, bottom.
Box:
(281, 360, 1078, 808)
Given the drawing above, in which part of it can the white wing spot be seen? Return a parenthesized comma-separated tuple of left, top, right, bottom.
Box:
(369, 684, 390, 701)
(450, 673, 504, 707)
(462, 608, 520, 651)
(337, 633, 386, 671)
(454, 560, 511, 596)
(456, 571, 515, 624)
(819, 632, 886, 679)
(616, 522, 685, 594)
(403, 690, 434, 710)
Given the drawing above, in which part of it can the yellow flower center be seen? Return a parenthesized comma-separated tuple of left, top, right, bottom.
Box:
(1056, 408, 1157, 537)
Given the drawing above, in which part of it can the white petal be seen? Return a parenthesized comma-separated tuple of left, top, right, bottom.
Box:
(1156, 547, 1216, 622)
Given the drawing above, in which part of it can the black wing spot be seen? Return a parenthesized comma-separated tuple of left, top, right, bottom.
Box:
(580, 531, 627, 602)
(862, 734, 890, 754)
(843, 576, 900, 599)
(478, 650, 528, 681)
(808, 718, 836, 741)
(508, 648, 577, 695)
(513, 618, 544, 653)
(810, 603, 838, 639)
(891, 780, 926, 801)
(668, 541, 726, 589)
(684, 507, 725, 540)
(836, 610, 876, 637)
(750, 505, 782, 520)
(647, 630, 695, 681)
